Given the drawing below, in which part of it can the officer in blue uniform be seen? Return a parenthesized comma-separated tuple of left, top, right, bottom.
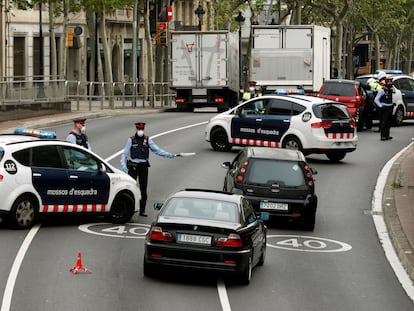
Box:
(120, 122, 175, 216)
(374, 76, 394, 141)
(66, 117, 91, 149)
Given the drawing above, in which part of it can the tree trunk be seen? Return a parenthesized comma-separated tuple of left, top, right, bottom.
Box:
(60, 0, 68, 79)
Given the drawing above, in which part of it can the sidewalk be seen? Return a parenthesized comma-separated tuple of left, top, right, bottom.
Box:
(382, 142, 414, 283)
(0, 105, 414, 288)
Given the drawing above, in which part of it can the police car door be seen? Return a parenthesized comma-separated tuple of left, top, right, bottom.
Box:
(62, 146, 110, 205)
(231, 98, 278, 144)
(394, 78, 414, 116)
(30, 145, 72, 206)
(258, 98, 293, 144)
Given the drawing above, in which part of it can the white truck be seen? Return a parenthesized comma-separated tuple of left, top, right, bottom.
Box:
(169, 31, 240, 112)
(250, 25, 331, 94)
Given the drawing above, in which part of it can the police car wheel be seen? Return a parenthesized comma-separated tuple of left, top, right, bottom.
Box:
(10, 195, 38, 229)
(326, 151, 346, 162)
(210, 128, 231, 151)
(393, 106, 404, 126)
(282, 136, 302, 151)
(106, 193, 135, 224)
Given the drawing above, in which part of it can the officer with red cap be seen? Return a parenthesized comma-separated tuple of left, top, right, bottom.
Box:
(66, 117, 91, 149)
(120, 122, 175, 217)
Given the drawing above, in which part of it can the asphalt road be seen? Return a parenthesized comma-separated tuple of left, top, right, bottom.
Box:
(1, 111, 414, 311)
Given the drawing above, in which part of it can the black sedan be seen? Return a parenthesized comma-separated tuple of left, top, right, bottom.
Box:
(143, 189, 267, 285)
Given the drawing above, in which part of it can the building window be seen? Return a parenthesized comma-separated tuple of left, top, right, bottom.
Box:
(13, 37, 25, 82)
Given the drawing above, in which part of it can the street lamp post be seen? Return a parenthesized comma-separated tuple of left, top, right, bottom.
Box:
(194, 4, 205, 30)
(37, 0, 46, 99)
(235, 11, 245, 92)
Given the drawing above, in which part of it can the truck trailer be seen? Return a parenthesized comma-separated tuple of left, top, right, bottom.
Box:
(170, 31, 240, 112)
(250, 25, 331, 94)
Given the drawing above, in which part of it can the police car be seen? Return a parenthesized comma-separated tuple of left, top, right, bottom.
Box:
(205, 92, 358, 162)
(0, 129, 140, 229)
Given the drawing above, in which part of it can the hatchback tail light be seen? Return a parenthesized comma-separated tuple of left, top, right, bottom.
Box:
(236, 161, 249, 183)
(176, 98, 185, 103)
(311, 121, 332, 129)
(304, 165, 314, 187)
(0, 174, 3, 182)
(149, 226, 173, 241)
(215, 97, 224, 103)
(349, 120, 356, 128)
(216, 233, 243, 248)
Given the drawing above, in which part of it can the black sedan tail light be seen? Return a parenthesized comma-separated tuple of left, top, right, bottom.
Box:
(215, 233, 243, 247)
(149, 226, 173, 241)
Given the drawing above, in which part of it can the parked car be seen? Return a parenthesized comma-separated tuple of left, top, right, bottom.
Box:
(143, 189, 267, 285)
(222, 147, 318, 230)
(355, 74, 408, 126)
(390, 75, 414, 119)
(0, 129, 140, 229)
(317, 79, 368, 130)
(205, 92, 358, 162)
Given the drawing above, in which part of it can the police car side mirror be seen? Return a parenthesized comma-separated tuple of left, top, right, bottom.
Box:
(311, 168, 318, 175)
(154, 202, 163, 210)
(221, 161, 231, 169)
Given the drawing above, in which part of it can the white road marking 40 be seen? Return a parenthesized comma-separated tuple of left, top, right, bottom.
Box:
(78, 223, 150, 239)
(267, 235, 352, 253)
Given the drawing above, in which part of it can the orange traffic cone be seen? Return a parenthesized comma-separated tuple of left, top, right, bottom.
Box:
(70, 252, 92, 274)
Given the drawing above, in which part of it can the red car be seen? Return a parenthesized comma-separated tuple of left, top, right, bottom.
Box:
(318, 79, 369, 130)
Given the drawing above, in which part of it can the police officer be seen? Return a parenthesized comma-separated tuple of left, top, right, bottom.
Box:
(120, 122, 175, 217)
(374, 76, 394, 141)
(66, 117, 91, 149)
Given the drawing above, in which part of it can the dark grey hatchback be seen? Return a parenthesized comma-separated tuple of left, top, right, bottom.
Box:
(222, 147, 318, 230)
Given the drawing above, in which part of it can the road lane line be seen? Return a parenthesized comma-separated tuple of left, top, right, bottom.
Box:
(217, 279, 232, 311)
(105, 121, 208, 162)
(1, 224, 41, 311)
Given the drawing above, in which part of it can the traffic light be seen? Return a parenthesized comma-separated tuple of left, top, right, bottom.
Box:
(156, 22, 168, 45)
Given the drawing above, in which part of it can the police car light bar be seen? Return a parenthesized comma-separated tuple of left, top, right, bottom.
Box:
(14, 128, 57, 139)
(274, 89, 306, 95)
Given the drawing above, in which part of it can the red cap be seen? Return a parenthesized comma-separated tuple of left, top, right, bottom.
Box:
(135, 122, 146, 129)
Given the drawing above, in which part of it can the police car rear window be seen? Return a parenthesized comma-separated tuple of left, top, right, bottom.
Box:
(313, 104, 350, 119)
(0, 148, 4, 161)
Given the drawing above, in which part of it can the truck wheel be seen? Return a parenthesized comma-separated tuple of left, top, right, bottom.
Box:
(393, 106, 404, 126)
(106, 193, 135, 224)
(210, 128, 232, 151)
(282, 136, 302, 151)
(10, 195, 38, 229)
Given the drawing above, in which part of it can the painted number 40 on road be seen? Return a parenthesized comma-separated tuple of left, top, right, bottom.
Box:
(267, 235, 352, 253)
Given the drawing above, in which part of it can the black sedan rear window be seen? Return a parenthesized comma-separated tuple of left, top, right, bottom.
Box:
(163, 197, 238, 222)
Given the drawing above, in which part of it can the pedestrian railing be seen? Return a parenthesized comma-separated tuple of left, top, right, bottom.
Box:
(0, 79, 176, 111)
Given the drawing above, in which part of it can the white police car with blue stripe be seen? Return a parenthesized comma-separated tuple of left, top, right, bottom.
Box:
(0, 129, 140, 229)
(205, 91, 358, 162)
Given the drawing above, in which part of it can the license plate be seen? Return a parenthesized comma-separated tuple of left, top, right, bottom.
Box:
(177, 233, 212, 245)
(260, 201, 288, 210)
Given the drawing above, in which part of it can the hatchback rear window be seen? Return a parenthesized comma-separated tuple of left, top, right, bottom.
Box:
(320, 83, 356, 96)
(246, 159, 306, 187)
(313, 104, 351, 119)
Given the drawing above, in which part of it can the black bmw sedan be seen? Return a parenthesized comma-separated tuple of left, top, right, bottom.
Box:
(143, 189, 267, 285)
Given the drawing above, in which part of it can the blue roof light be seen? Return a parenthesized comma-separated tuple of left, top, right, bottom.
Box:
(14, 128, 57, 139)
(274, 89, 305, 95)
